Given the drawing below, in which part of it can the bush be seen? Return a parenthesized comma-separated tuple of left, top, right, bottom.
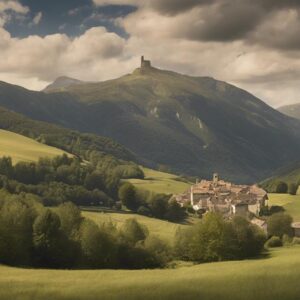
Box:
(267, 213, 293, 238)
(276, 181, 288, 193)
(265, 236, 282, 248)
(137, 206, 152, 216)
(282, 234, 293, 246)
(118, 183, 140, 211)
(175, 213, 266, 263)
(288, 183, 298, 195)
(292, 237, 300, 245)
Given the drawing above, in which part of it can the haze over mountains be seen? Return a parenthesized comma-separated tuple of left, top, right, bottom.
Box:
(1, 62, 300, 183)
(278, 103, 300, 120)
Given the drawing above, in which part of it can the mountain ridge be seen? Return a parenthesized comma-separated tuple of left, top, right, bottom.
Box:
(278, 103, 300, 120)
(1, 63, 300, 183)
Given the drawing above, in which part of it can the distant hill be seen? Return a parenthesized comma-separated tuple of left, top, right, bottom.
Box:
(0, 106, 135, 162)
(0, 129, 70, 164)
(278, 103, 300, 120)
(43, 76, 86, 92)
(1, 63, 300, 183)
(260, 162, 300, 193)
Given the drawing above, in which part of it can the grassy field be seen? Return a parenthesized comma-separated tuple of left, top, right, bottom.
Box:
(126, 167, 191, 194)
(268, 193, 300, 221)
(1, 246, 300, 300)
(0, 129, 68, 164)
(83, 211, 189, 242)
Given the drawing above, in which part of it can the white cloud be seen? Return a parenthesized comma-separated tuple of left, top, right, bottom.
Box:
(0, 26, 135, 89)
(32, 11, 42, 25)
(0, 0, 29, 27)
(0, 0, 29, 14)
(1, 0, 300, 108)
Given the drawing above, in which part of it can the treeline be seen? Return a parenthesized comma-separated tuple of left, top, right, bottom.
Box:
(175, 213, 266, 262)
(0, 154, 143, 207)
(118, 183, 186, 222)
(261, 180, 299, 195)
(0, 190, 268, 270)
(0, 155, 187, 222)
(0, 190, 169, 269)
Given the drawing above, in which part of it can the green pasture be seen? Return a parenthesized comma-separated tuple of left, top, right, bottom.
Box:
(0, 129, 68, 164)
(1, 246, 300, 300)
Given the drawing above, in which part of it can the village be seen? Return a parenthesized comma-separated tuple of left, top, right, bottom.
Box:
(172, 173, 269, 233)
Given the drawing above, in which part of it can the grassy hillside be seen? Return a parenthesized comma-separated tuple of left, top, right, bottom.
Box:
(268, 193, 300, 221)
(0, 106, 135, 162)
(83, 210, 188, 242)
(126, 167, 191, 194)
(1, 247, 300, 300)
(0, 129, 69, 163)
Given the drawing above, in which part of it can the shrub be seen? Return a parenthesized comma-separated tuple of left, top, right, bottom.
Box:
(121, 218, 148, 245)
(282, 234, 293, 246)
(175, 213, 266, 263)
(265, 236, 282, 248)
(288, 183, 298, 195)
(267, 213, 293, 238)
(276, 181, 288, 193)
(118, 183, 140, 211)
(292, 237, 300, 245)
(137, 206, 152, 216)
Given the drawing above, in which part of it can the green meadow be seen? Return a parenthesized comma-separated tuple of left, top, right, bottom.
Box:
(0, 129, 68, 164)
(83, 210, 190, 242)
(126, 167, 191, 194)
(268, 193, 300, 222)
(1, 246, 300, 300)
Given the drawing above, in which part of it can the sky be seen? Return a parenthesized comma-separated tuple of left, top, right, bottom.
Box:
(0, 0, 300, 107)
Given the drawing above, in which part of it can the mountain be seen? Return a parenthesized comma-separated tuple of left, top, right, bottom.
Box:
(278, 103, 300, 120)
(1, 62, 300, 183)
(43, 76, 85, 92)
(0, 106, 135, 162)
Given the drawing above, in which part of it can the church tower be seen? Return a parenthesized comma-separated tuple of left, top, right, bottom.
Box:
(141, 56, 151, 68)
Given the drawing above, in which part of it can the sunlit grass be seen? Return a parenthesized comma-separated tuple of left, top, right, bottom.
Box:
(268, 193, 300, 221)
(0, 129, 69, 164)
(1, 247, 300, 300)
(126, 167, 191, 194)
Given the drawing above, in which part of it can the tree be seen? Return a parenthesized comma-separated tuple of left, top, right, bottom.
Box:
(33, 209, 71, 268)
(276, 181, 288, 193)
(56, 202, 83, 237)
(121, 218, 148, 245)
(175, 213, 266, 263)
(288, 183, 298, 195)
(165, 199, 186, 222)
(148, 194, 168, 219)
(267, 213, 293, 238)
(79, 219, 116, 268)
(118, 183, 140, 211)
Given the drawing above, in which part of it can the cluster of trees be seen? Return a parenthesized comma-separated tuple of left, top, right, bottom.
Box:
(264, 212, 296, 248)
(262, 180, 299, 195)
(0, 155, 144, 207)
(0, 190, 170, 269)
(275, 181, 298, 195)
(0, 190, 269, 269)
(118, 183, 186, 222)
(175, 213, 266, 262)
